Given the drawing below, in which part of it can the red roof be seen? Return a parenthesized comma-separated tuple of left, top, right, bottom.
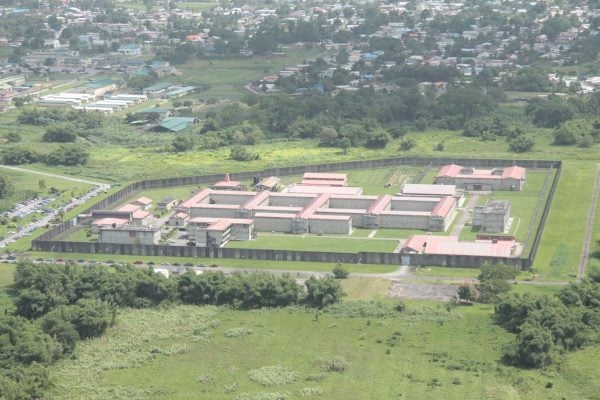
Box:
(132, 210, 150, 219)
(92, 217, 129, 226)
(303, 172, 347, 181)
(366, 195, 392, 215)
(436, 164, 462, 178)
(134, 196, 152, 205)
(502, 166, 526, 180)
(297, 193, 330, 219)
(300, 179, 347, 186)
(431, 196, 456, 218)
(117, 203, 141, 212)
(402, 235, 516, 257)
(181, 188, 212, 208)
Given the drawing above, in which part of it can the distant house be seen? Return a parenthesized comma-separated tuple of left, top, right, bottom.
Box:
(143, 82, 173, 98)
(157, 196, 178, 210)
(169, 212, 190, 227)
(80, 79, 117, 97)
(132, 196, 153, 210)
(118, 44, 141, 56)
(255, 176, 281, 192)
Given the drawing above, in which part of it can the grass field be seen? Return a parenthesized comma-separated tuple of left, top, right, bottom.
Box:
(47, 303, 600, 400)
(340, 278, 390, 300)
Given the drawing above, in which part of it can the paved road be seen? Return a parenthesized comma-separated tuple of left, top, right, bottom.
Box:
(450, 194, 479, 237)
(578, 163, 600, 281)
(0, 165, 106, 186)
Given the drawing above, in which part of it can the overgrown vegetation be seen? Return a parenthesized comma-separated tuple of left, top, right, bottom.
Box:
(495, 267, 600, 368)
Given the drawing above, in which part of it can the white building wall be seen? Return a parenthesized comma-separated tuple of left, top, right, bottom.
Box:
(308, 219, 351, 235)
(190, 207, 239, 218)
(390, 199, 437, 212)
(328, 197, 375, 209)
(254, 216, 293, 232)
(378, 214, 430, 229)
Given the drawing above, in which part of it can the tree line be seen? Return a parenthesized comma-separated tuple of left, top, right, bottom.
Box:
(1, 262, 344, 399)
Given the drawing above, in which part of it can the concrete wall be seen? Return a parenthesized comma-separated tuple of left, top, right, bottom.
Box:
(189, 207, 239, 218)
(309, 218, 352, 235)
(253, 215, 293, 232)
(33, 157, 562, 269)
(328, 197, 376, 209)
(390, 198, 437, 212)
(378, 213, 430, 229)
(99, 229, 160, 245)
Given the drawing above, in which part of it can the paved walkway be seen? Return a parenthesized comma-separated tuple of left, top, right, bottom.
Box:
(578, 164, 600, 281)
(450, 194, 479, 237)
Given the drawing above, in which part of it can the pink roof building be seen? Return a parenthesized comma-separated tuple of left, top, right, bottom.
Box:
(435, 164, 526, 191)
(402, 235, 517, 258)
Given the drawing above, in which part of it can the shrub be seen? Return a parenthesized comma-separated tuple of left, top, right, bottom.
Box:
(332, 264, 349, 279)
(235, 392, 292, 400)
(399, 137, 416, 151)
(224, 382, 240, 393)
(305, 373, 324, 382)
(225, 327, 252, 338)
(247, 365, 299, 386)
(435, 142, 444, 151)
(316, 356, 348, 373)
(299, 387, 325, 397)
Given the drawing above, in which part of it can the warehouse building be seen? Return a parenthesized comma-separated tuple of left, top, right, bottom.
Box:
(473, 200, 511, 233)
(435, 165, 526, 191)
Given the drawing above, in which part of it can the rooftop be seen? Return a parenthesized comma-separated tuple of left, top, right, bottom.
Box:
(402, 184, 457, 197)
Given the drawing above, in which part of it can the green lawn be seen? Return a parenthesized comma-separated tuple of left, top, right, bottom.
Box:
(47, 304, 600, 400)
(229, 234, 399, 253)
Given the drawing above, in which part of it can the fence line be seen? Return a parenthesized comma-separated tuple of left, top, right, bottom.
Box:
(32, 156, 562, 269)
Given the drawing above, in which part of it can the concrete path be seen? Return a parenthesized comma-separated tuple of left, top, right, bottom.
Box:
(450, 194, 479, 237)
(0, 165, 106, 186)
(578, 164, 600, 281)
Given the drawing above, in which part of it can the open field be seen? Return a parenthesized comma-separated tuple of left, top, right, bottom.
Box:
(47, 303, 600, 400)
(340, 278, 390, 300)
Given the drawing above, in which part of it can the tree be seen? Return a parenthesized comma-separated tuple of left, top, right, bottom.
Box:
(477, 263, 518, 303)
(42, 125, 77, 143)
(45, 145, 89, 166)
(38, 179, 46, 191)
(457, 284, 477, 303)
(332, 264, 350, 279)
(508, 132, 535, 153)
(553, 119, 593, 145)
(503, 321, 555, 368)
(0, 174, 13, 199)
(230, 145, 258, 161)
(304, 276, 345, 308)
(6, 131, 21, 142)
(171, 135, 194, 153)
(399, 137, 416, 151)
(365, 129, 391, 149)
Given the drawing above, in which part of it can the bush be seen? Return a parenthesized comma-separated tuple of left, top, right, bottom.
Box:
(224, 327, 252, 338)
(247, 365, 299, 386)
(42, 124, 77, 143)
(508, 133, 535, 153)
(435, 142, 444, 151)
(298, 387, 325, 397)
(230, 145, 259, 161)
(399, 137, 416, 151)
(332, 264, 349, 279)
(316, 356, 348, 372)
